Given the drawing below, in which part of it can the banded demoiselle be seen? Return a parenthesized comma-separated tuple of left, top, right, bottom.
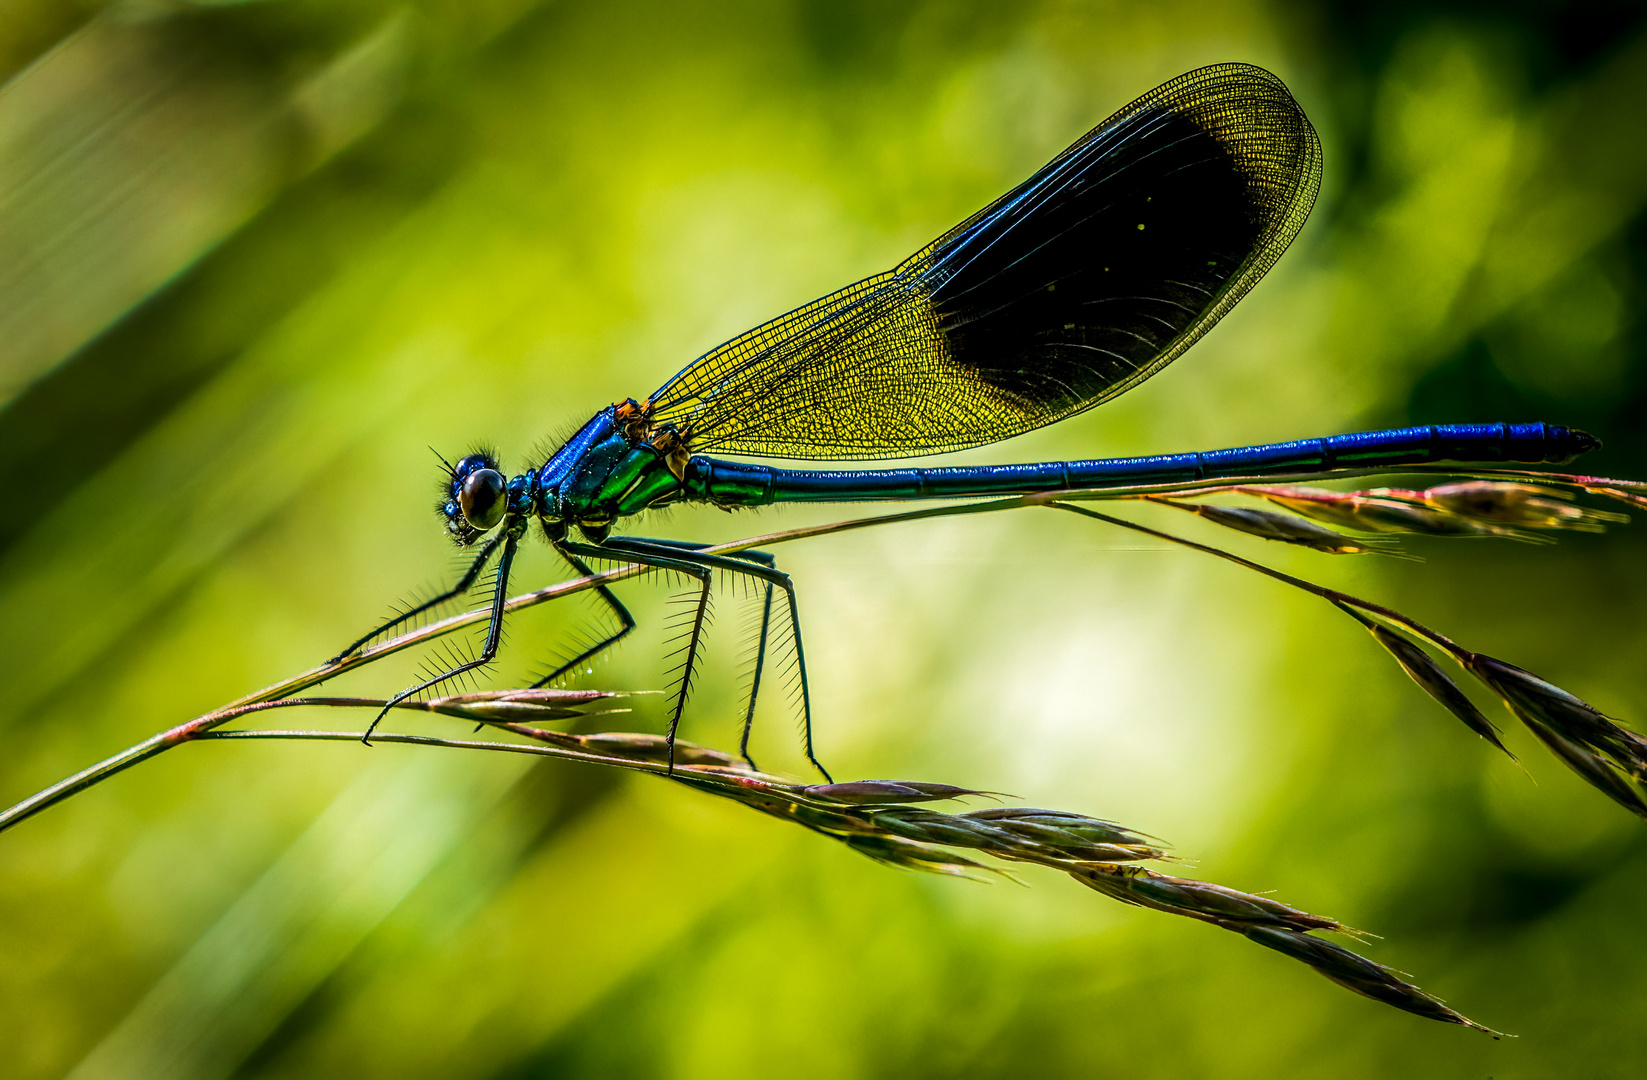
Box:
(340, 63, 1599, 778)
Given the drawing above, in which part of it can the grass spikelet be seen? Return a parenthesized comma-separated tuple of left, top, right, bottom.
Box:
(1349, 617, 1511, 755)
(1518, 716, 1647, 819)
(800, 780, 995, 804)
(836, 834, 1000, 878)
(862, 809, 1003, 848)
(1463, 654, 1647, 774)
(1151, 497, 1396, 554)
(871, 808, 1165, 864)
(1582, 484, 1647, 512)
(1461, 653, 1647, 818)
(1074, 864, 1498, 1032)
(575, 732, 738, 766)
(1422, 481, 1627, 532)
(1072, 864, 1341, 931)
(1237, 485, 1497, 536)
(1238, 480, 1627, 542)
(957, 807, 1163, 862)
(961, 807, 1153, 845)
(419, 688, 624, 723)
(1235, 925, 1503, 1036)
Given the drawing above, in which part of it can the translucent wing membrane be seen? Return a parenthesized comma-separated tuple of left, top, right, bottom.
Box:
(647, 63, 1322, 459)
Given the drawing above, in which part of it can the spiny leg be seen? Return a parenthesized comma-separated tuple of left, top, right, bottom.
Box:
(557, 540, 715, 774)
(602, 538, 779, 768)
(741, 580, 776, 770)
(528, 547, 637, 689)
(599, 538, 828, 782)
(330, 535, 503, 664)
(363, 530, 520, 742)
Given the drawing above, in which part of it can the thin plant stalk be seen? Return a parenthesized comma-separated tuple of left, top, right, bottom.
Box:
(189, 709, 1496, 1034)
(1038, 499, 1469, 658)
(0, 464, 1633, 833)
(1040, 498, 1647, 815)
(4, 463, 1633, 1032)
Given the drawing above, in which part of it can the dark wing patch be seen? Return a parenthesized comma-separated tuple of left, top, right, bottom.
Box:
(647, 63, 1321, 460)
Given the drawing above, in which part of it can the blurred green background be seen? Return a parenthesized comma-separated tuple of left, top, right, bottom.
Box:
(2, 0, 1645, 1076)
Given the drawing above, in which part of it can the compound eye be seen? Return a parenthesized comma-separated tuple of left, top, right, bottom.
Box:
(459, 469, 507, 530)
(454, 453, 493, 477)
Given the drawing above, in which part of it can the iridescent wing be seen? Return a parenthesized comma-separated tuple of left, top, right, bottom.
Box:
(646, 63, 1322, 460)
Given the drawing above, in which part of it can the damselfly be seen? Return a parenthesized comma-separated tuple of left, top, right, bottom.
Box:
(339, 63, 1599, 778)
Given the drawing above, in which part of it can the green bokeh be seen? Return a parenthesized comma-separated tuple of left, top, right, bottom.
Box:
(2, 1, 1645, 1077)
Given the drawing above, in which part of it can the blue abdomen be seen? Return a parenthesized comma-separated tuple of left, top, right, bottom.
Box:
(684, 423, 1599, 507)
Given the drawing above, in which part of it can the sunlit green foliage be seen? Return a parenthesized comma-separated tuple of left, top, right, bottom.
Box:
(1, 1, 1645, 1076)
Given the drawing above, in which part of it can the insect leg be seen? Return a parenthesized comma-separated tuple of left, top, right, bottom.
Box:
(557, 540, 714, 774)
(363, 530, 520, 742)
(599, 538, 828, 782)
(529, 546, 637, 688)
(605, 538, 778, 769)
(330, 535, 503, 663)
(741, 581, 775, 770)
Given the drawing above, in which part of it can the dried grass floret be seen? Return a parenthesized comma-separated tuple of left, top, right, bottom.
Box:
(1423, 481, 1627, 531)
(1149, 497, 1397, 554)
(1236, 925, 1500, 1035)
(1238, 485, 1505, 536)
(1236, 480, 1628, 541)
(1460, 654, 1647, 819)
(1348, 615, 1511, 755)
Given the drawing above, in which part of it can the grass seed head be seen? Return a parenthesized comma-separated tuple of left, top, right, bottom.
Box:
(850, 808, 1166, 864)
(840, 834, 998, 878)
(1073, 866, 1341, 931)
(1462, 653, 1647, 818)
(579, 732, 737, 766)
(1422, 481, 1626, 532)
(1515, 716, 1647, 819)
(865, 808, 997, 845)
(1180, 502, 1388, 553)
(1463, 655, 1647, 777)
(964, 812, 1162, 861)
(422, 688, 621, 722)
(1239, 486, 1493, 537)
(961, 807, 1155, 840)
(1583, 484, 1647, 512)
(802, 780, 991, 805)
(1237, 925, 1500, 1035)
(1367, 626, 1510, 755)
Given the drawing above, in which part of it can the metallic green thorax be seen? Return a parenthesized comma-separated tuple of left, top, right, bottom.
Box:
(537, 408, 686, 534)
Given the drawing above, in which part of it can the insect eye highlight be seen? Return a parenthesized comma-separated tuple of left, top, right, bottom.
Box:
(459, 469, 507, 530)
(454, 452, 496, 478)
